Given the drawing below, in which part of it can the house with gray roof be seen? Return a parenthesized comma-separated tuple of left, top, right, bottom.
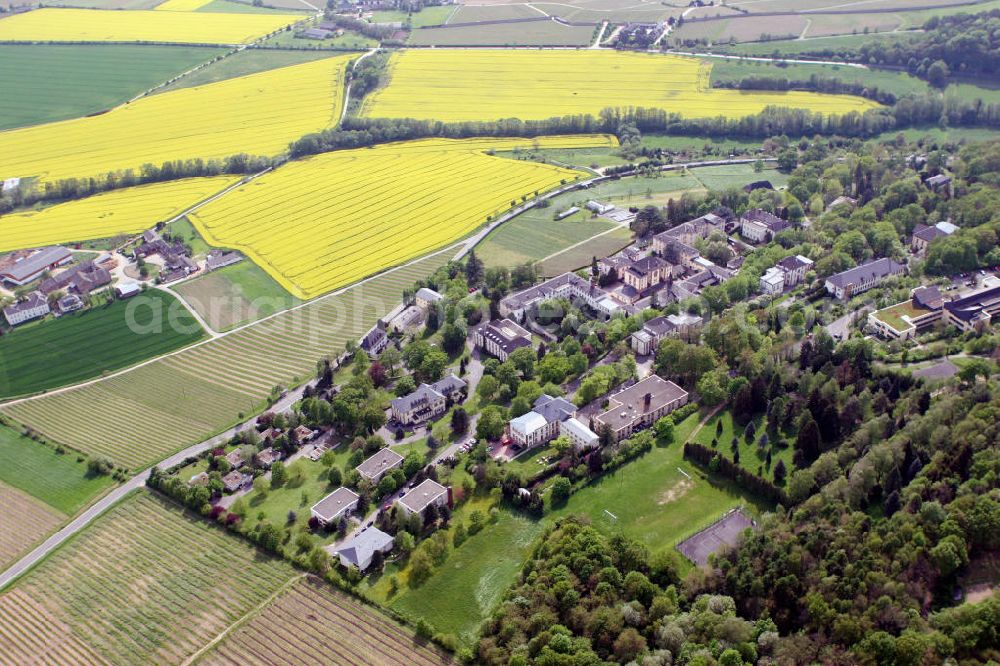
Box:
(630, 315, 677, 356)
(390, 374, 466, 425)
(335, 527, 394, 570)
(594, 375, 689, 443)
(740, 209, 791, 244)
(415, 287, 444, 309)
(311, 487, 360, 526)
(396, 479, 449, 518)
(355, 448, 404, 483)
(824, 257, 906, 300)
(473, 318, 532, 361)
(508, 394, 576, 448)
(0, 246, 72, 286)
(3, 291, 50, 326)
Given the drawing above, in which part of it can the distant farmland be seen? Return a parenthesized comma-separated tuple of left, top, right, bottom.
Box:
(0, 290, 205, 400)
(189, 135, 607, 298)
(0, 45, 221, 131)
(362, 50, 881, 123)
(0, 55, 351, 184)
(0, 177, 236, 252)
(1, 249, 454, 470)
(201, 577, 453, 665)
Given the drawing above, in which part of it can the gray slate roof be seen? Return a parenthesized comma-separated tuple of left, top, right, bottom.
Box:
(826, 257, 905, 289)
(337, 527, 394, 569)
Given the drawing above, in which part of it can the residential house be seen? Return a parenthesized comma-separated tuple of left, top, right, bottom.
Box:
(225, 449, 246, 470)
(739, 209, 791, 244)
(760, 255, 814, 295)
(651, 213, 725, 269)
(759, 267, 785, 295)
(666, 313, 703, 338)
(560, 417, 599, 450)
(356, 448, 404, 483)
(0, 246, 72, 286)
(360, 323, 389, 357)
(508, 394, 576, 448)
(473, 318, 532, 361)
(414, 287, 444, 309)
(256, 447, 282, 468)
(943, 283, 1000, 332)
(3, 292, 50, 326)
(311, 487, 360, 526)
(594, 375, 689, 443)
(910, 221, 958, 255)
(824, 257, 906, 300)
(924, 174, 953, 197)
(335, 527, 394, 570)
(39, 261, 111, 296)
(630, 316, 676, 356)
(293, 425, 315, 442)
(222, 471, 249, 493)
(388, 305, 423, 333)
(395, 479, 449, 518)
(390, 374, 466, 425)
(54, 293, 84, 315)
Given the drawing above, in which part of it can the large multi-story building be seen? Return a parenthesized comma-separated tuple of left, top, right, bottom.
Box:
(390, 374, 467, 425)
(472, 318, 532, 361)
(594, 375, 689, 443)
(740, 209, 792, 244)
(499, 272, 626, 321)
(508, 394, 577, 448)
(760, 254, 814, 295)
(943, 283, 1000, 332)
(824, 257, 906, 300)
(3, 291, 50, 326)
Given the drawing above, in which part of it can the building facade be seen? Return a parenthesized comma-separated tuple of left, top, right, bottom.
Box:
(594, 375, 689, 443)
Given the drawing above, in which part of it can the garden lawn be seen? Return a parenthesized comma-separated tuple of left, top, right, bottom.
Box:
(0, 290, 205, 399)
(0, 44, 221, 131)
(692, 409, 794, 481)
(173, 259, 300, 331)
(0, 426, 115, 514)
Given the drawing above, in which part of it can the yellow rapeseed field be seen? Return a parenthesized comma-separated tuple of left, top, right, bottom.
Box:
(0, 8, 301, 45)
(189, 135, 616, 299)
(361, 50, 882, 122)
(155, 0, 215, 10)
(0, 177, 237, 252)
(0, 55, 352, 184)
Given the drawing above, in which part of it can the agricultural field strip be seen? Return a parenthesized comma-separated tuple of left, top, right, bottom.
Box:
(0, 55, 351, 184)
(0, 251, 453, 469)
(2, 494, 296, 664)
(189, 135, 607, 298)
(361, 50, 881, 122)
(0, 483, 64, 572)
(202, 578, 451, 665)
(0, 8, 303, 45)
(0, 589, 111, 665)
(0, 177, 238, 253)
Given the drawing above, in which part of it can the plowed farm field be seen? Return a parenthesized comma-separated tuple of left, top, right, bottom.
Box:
(361, 50, 881, 122)
(189, 135, 610, 299)
(0, 177, 236, 251)
(201, 576, 453, 665)
(0, 55, 351, 184)
(0, 7, 300, 44)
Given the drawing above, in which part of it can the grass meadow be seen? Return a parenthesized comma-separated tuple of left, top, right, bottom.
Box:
(0, 45, 221, 131)
(157, 48, 337, 93)
(708, 58, 931, 98)
(0, 481, 63, 573)
(173, 259, 300, 331)
(691, 409, 795, 482)
(477, 207, 617, 268)
(0, 425, 115, 515)
(0, 290, 205, 399)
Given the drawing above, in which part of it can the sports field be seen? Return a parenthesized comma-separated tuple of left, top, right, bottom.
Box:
(202, 576, 452, 665)
(0, 8, 300, 44)
(0, 291, 205, 400)
(0, 249, 452, 470)
(189, 135, 608, 298)
(0, 55, 351, 184)
(0, 492, 296, 665)
(0, 177, 236, 251)
(0, 45, 221, 131)
(361, 50, 881, 123)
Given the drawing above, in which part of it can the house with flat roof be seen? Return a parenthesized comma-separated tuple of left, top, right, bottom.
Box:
(868, 286, 944, 340)
(3, 291, 50, 326)
(335, 527, 394, 570)
(508, 394, 576, 448)
(396, 479, 449, 518)
(739, 209, 791, 244)
(560, 417, 599, 450)
(355, 448, 404, 483)
(824, 257, 906, 300)
(594, 375, 689, 443)
(943, 283, 1000, 332)
(311, 487, 360, 526)
(473, 318, 532, 361)
(0, 246, 72, 286)
(391, 374, 466, 425)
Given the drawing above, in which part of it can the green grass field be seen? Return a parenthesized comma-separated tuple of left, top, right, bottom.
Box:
(0, 290, 205, 399)
(692, 410, 794, 481)
(371, 5, 456, 27)
(873, 125, 1000, 144)
(712, 31, 917, 56)
(708, 58, 930, 98)
(0, 425, 114, 515)
(157, 49, 334, 93)
(173, 259, 300, 331)
(0, 45, 221, 131)
(477, 206, 617, 268)
(538, 227, 633, 277)
(407, 21, 594, 46)
(197, 0, 307, 12)
(260, 22, 377, 48)
(689, 164, 789, 191)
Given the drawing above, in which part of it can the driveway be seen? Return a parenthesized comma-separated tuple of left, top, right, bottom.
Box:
(825, 306, 870, 340)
